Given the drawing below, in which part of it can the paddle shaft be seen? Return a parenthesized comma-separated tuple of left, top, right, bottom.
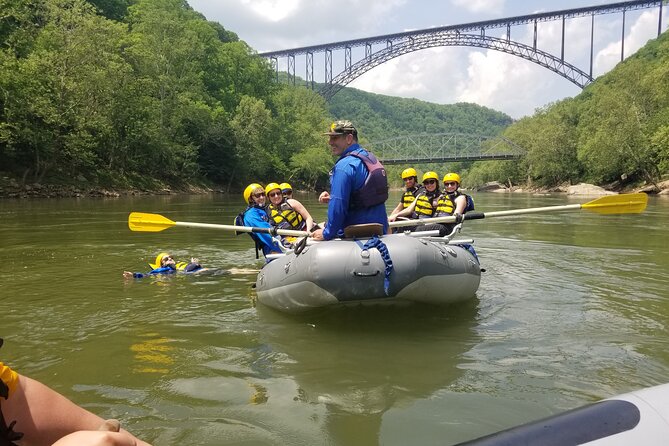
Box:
(174, 221, 309, 237)
(390, 204, 582, 228)
(130, 194, 645, 233)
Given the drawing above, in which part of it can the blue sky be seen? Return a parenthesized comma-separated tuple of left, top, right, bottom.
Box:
(188, 1, 667, 118)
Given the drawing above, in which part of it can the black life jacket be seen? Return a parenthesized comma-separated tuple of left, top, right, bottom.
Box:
(234, 205, 269, 259)
(346, 149, 389, 209)
(413, 188, 441, 218)
(0, 338, 24, 444)
(402, 185, 424, 209)
(433, 191, 475, 217)
(269, 199, 305, 230)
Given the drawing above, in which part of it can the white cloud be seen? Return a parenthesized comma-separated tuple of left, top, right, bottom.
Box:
(451, 0, 505, 15)
(594, 9, 668, 75)
(191, 0, 409, 52)
(349, 47, 465, 104)
(455, 50, 566, 118)
(241, 0, 300, 22)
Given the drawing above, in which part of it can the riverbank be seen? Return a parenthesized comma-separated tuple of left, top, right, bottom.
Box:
(3, 176, 669, 199)
(473, 180, 669, 195)
(0, 175, 221, 198)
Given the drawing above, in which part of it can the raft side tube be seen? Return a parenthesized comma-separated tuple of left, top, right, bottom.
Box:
(458, 383, 669, 446)
(456, 400, 640, 446)
(256, 234, 481, 313)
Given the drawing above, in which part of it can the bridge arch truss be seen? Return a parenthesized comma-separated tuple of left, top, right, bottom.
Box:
(320, 33, 592, 101)
(259, 0, 666, 100)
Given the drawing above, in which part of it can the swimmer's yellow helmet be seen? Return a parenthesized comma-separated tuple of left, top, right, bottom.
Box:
(150, 252, 170, 270)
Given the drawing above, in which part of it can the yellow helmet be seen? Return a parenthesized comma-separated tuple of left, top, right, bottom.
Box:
(243, 183, 263, 203)
(150, 252, 170, 270)
(264, 182, 281, 195)
(422, 171, 439, 183)
(443, 172, 461, 185)
(401, 168, 417, 179)
(279, 182, 292, 192)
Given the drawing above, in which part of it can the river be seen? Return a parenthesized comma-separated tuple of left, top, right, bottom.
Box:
(2, 191, 668, 445)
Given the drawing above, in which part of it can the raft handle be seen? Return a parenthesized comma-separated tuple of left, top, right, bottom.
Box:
(353, 270, 380, 277)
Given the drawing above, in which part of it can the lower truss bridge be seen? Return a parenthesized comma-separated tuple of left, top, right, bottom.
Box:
(366, 133, 526, 165)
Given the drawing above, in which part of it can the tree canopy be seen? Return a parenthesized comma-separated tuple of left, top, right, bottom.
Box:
(0, 0, 333, 191)
(468, 31, 669, 189)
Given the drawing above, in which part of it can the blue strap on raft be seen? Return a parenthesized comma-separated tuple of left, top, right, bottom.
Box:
(359, 235, 394, 296)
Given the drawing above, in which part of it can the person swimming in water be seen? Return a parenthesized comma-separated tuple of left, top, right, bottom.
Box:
(123, 252, 203, 279)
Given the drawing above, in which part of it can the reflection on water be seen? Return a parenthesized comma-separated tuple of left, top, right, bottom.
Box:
(255, 302, 479, 445)
(1, 193, 669, 445)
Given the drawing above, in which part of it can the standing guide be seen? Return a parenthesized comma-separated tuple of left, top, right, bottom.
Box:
(311, 121, 389, 241)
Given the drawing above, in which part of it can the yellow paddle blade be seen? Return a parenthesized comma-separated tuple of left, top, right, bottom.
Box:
(128, 212, 176, 232)
(581, 193, 648, 214)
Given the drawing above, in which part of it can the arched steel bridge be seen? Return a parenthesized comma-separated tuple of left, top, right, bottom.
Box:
(365, 133, 526, 165)
(258, 0, 666, 100)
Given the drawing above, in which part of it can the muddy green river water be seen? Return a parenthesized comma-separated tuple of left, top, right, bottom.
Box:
(2, 192, 668, 445)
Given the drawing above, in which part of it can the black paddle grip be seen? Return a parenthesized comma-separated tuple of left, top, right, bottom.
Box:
(464, 212, 485, 221)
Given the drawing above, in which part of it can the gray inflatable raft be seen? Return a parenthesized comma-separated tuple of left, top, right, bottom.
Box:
(255, 233, 481, 313)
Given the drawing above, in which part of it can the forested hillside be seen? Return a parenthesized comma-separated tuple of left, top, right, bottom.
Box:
(0, 0, 333, 192)
(328, 87, 513, 186)
(468, 30, 669, 190)
(328, 88, 512, 141)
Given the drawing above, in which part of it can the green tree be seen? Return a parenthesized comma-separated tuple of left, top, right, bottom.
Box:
(577, 89, 655, 184)
(290, 146, 333, 190)
(0, 0, 48, 57)
(270, 85, 331, 184)
(229, 95, 277, 183)
(507, 101, 580, 187)
(86, 0, 131, 21)
(123, 0, 225, 179)
(1, 0, 133, 182)
(651, 124, 669, 174)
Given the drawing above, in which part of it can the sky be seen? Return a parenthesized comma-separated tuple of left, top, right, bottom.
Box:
(188, 0, 668, 119)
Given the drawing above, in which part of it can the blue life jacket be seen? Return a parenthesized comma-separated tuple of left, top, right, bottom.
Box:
(455, 191, 475, 212)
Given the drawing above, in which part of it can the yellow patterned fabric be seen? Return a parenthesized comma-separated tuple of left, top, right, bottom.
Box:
(434, 194, 455, 216)
(269, 200, 304, 230)
(0, 362, 19, 397)
(414, 193, 435, 217)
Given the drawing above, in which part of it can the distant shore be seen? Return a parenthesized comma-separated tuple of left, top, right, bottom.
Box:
(0, 175, 222, 199)
(472, 180, 669, 196)
(2, 177, 668, 199)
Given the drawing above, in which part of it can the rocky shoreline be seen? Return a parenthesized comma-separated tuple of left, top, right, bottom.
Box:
(0, 177, 221, 199)
(473, 180, 669, 196)
(2, 177, 668, 199)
